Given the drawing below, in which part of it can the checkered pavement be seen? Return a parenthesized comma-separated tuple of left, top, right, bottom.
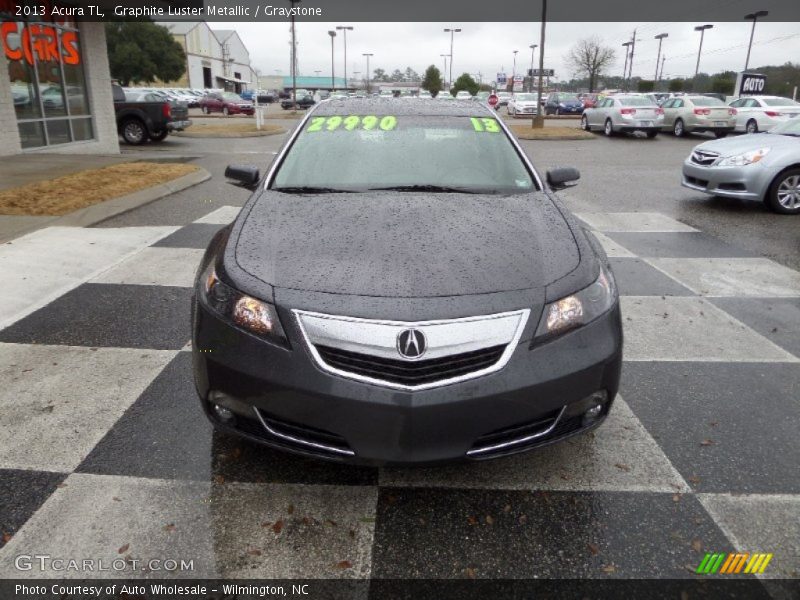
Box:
(0, 209, 798, 583)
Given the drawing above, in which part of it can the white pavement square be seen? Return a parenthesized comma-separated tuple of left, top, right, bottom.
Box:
(575, 212, 698, 233)
(698, 494, 800, 578)
(621, 296, 799, 362)
(91, 247, 205, 288)
(0, 344, 176, 472)
(193, 206, 242, 225)
(0, 474, 379, 580)
(590, 231, 636, 258)
(380, 397, 689, 493)
(646, 258, 800, 298)
(0, 226, 178, 329)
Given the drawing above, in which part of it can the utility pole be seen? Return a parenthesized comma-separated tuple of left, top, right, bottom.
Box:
(362, 53, 373, 94)
(621, 41, 632, 91)
(336, 26, 354, 90)
(627, 29, 637, 85)
(288, 0, 301, 109)
(440, 54, 449, 91)
(659, 55, 666, 81)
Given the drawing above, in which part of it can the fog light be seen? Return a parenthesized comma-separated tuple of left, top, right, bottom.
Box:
(212, 403, 235, 424)
(582, 404, 603, 426)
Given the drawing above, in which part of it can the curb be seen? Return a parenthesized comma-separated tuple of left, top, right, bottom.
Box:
(0, 168, 211, 243)
(175, 127, 286, 138)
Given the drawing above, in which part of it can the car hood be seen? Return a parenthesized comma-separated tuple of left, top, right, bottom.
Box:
(695, 132, 799, 156)
(233, 191, 581, 298)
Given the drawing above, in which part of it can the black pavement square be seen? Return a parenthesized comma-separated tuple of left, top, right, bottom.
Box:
(710, 297, 800, 358)
(621, 362, 800, 494)
(609, 258, 695, 296)
(604, 232, 757, 258)
(152, 224, 225, 249)
(0, 283, 192, 350)
(0, 469, 66, 549)
(78, 352, 377, 486)
(370, 488, 731, 578)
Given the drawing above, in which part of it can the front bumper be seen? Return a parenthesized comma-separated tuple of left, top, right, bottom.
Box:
(192, 299, 623, 465)
(681, 159, 770, 201)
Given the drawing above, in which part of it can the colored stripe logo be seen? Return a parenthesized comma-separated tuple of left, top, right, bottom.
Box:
(696, 552, 773, 574)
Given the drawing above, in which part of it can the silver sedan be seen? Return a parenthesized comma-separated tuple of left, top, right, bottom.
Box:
(681, 117, 800, 214)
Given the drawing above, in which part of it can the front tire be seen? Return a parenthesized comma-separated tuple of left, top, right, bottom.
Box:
(581, 114, 591, 131)
(746, 119, 758, 134)
(121, 118, 147, 145)
(766, 168, 800, 214)
(222, 106, 230, 116)
(673, 119, 685, 137)
(201, 105, 209, 114)
(604, 119, 614, 137)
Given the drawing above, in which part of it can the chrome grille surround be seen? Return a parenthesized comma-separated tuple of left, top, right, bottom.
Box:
(690, 149, 720, 166)
(294, 309, 530, 391)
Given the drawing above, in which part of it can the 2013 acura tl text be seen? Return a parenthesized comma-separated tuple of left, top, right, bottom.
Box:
(191, 98, 623, 465)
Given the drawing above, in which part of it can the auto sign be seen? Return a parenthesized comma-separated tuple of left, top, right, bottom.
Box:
(736, 72, 767, 96)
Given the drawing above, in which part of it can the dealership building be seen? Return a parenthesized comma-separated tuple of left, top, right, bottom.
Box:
(0, 2, 120, 156)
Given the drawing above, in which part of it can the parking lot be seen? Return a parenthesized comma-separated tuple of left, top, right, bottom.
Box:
(0, 122, 798, 589)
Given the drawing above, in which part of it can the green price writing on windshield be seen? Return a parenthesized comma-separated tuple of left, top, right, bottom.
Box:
(470, 117, 500, 133)
(307, 115, 398, 132)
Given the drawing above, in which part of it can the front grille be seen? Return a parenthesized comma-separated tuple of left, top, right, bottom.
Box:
(685, 175, 709, 188)
(690, 150, 719, 166)
(316, 344, 506, 386)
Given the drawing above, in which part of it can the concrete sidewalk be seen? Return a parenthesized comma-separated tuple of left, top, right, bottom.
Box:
(0, 154, 209, 243)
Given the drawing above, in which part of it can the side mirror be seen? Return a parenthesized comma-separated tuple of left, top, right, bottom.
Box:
(546, 167, 580, 190)
(225, 164, 260, 190)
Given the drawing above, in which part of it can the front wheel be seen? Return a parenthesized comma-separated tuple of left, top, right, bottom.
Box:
(201, 105, 209, 114)
(581, 114, 590, 131)
(766, 168, 800, 214)
(222, 106, 230, 116)
(555, 108, 561, 116)
(604, 119, 614, 137)
(746, 119, 758, 134)
(673, 119, 685, 137)
(121, 118, 147, 145)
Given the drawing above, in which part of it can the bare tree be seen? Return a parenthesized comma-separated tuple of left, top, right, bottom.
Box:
(565, 37, 616, 92)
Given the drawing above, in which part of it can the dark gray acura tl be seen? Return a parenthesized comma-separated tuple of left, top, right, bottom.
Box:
(192, 98, 622, 465)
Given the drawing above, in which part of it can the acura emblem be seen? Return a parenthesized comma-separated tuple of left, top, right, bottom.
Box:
(397, 329, 426, 359)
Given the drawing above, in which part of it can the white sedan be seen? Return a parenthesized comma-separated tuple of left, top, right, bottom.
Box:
(728, 96, 800, 133)
(507, 93, 540, 117)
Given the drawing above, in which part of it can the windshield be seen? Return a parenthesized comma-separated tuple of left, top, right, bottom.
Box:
(619, 97, 657, 106)
(690, 97, 725, 106)
(272, 114, 535, 194)
(223, 93, 244, 101)
(762, 98, 800, 107)
(769, 118, 800, 136)
(515, 94, 538, 101)
(558, 96, 580, 103)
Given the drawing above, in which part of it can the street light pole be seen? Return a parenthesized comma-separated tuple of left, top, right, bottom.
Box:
(362, 53, 373, 94)
(694, 24, 713, 78)
(528, 44, 537, 92)
(443, 27, 461, 90)
(440, 54, 449, 91)
(533, 0, 547, 128)
(328, 30, 336, 91)
(288, 0, 301, 109)
(621, 42, 632, 91)
(654, 33, 668, 84)
(512, 49, 518, 91)
(336, 26, 354, 90)
(744, 11, 768, 70)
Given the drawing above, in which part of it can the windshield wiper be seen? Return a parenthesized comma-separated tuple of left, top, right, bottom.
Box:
(368, 184, 478, 193)
(272, 186, 355, 194)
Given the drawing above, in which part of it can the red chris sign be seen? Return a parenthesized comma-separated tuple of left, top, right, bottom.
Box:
(1, 21, 80, 65)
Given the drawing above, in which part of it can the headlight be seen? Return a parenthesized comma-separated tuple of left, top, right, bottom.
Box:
(718, 147, 770, 167)
(199, 261, 285, 342)
(535, 264, 617, 340)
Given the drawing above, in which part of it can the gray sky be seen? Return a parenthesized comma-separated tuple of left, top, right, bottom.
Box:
(222, 21, 800, 83)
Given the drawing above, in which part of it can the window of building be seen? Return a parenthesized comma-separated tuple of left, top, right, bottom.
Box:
(2, 14, 94, 149)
